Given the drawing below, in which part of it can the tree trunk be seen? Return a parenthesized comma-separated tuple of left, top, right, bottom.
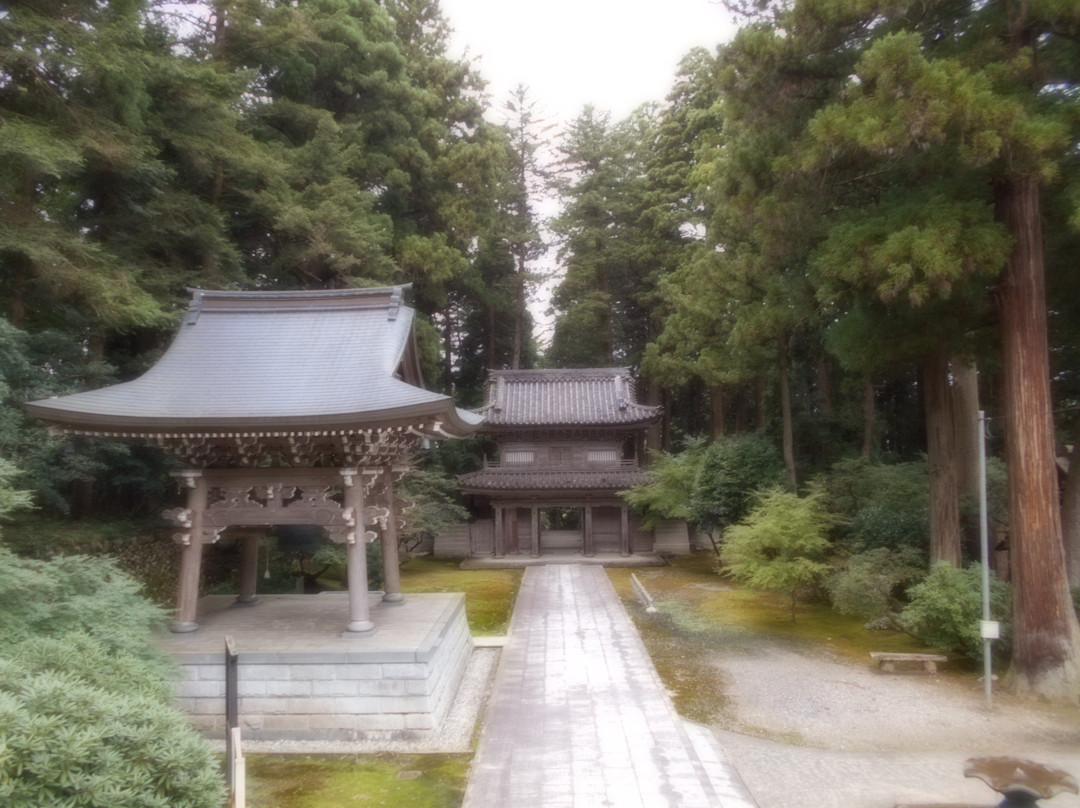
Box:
(995, 172, 1080, 701)
(1062, 421, 1080, 589)
(924, 351, 962, 567)
(754, 376, 767, 431)
(779, 348, 796, 490)
(861, 379, 876, 459)
(708, 383, 726, 440)
(644, 381, 663, 455)
(816, 354, 833, 415)
(952, 359, 982, 557)
(511, 261, 525, 369)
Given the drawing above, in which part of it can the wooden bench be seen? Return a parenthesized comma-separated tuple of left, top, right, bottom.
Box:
(869, 652, 948, 674)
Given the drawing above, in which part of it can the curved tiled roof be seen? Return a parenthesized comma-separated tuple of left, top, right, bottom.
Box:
(459, 467, 651, 493)
(479, 368, 660, 428)
(26, 287, 482, 437)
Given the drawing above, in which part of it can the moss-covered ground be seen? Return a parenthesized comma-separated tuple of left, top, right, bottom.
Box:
(399, 557, 521, 636)
(607, 552, 955, 725)
(244, 754, 470, 808)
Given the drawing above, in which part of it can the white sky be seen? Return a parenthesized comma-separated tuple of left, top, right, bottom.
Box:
(439, 0, 739, 126)
(436, 0, 740, 345)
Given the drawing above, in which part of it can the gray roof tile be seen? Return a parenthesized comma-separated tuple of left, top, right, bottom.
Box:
(459, 467, 651, 492)
(480, 368, 660, 428)
(26, 287, 482, 435)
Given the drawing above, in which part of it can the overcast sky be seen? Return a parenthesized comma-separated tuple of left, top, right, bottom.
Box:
(439, 0, 739, 126)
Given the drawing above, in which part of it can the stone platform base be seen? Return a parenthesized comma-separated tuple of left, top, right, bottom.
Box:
(154, 592, 471, 741)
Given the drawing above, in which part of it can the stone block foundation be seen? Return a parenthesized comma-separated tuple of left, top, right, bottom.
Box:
(159, 592, 472, 741)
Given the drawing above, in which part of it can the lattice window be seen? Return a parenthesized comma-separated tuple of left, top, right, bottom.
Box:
(586, 449, 618, 463)
(503, 450, 535, 464)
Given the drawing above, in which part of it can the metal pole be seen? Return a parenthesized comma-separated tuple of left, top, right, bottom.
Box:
(978, 411, 993, 709)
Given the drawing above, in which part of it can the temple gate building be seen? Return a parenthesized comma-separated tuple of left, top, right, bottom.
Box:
(439, 368, 691, 560)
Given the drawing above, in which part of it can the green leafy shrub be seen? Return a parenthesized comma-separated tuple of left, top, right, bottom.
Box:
(0, 549, 225, 807)
(826, 545, 925, 625)
(900, 562, 1011, 662)
(0, 636, 225, 808)
(0, 550, 169, 666)
(690, 433, 785, 540)
(0, 457, 33, 535)
(720, 486, 837, 620)
(822, 458, 929, 553)
(621, 437, 707, 529)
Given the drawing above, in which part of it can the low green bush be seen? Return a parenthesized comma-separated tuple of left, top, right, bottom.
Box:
(826, 545, 925, 625)
(900, 562, 1011, 663)
(0, 548, 225, 808)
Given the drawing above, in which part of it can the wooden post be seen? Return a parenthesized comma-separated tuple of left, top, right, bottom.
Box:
(343, 469, 374, 634)
(381, 471, 403, 603)
(224, 635, 239, 796)
(584, 505, 594, 557)
(620, 505, 631, 556)
(235, 531, 260, 605)
(530, 506, 540, 558)
(493, 505, 504, 558)
(172, 471, 206, 633)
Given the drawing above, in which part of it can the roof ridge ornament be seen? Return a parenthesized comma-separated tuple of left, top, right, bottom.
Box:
(388, 286, 403, 321)
(185, 291, 204, 325)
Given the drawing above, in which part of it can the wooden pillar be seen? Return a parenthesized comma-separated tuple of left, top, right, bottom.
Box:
(343, 469, 374, 634)
(530, 506, 540, 558)
(584, 505, 594, 557)
(620, 505, 631, 557)
(381, 472, 403, 603)
(236, 529, 261, 605)
(494, 505, 504, 558)
(172, 472, 206, 633)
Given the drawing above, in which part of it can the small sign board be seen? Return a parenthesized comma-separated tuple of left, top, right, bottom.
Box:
(980, 620, 1000, 640)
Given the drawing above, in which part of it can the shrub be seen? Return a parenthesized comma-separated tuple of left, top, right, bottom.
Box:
(0, 636, 225, 808)
(720, 486, 836, 620)
(900, 562, 1011, 663)
(690, 433, 786, 540)
(826, 545, 925, 625)
(621, 437, 707, 530)
(0, 549, 226, 807)
(0, 458, 32, 529)
(822, 458, 930, 553)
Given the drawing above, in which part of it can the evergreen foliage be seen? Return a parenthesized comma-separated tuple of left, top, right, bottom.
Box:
(826, 546, 926, 627)
(822, 458, 930, 555)
(689, 433, 785, 539)
(621, 438, 708, 531)
(0, 549, 224, 807)
(901, 562, 1012, 664)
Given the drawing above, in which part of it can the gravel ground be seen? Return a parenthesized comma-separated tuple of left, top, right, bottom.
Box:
(709, 635, 1080, 808)
(711, 635, 1080, 754)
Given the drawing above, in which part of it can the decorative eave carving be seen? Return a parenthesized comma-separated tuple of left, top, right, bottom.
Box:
(53, 424, 436, 468)
(163, 466, 407, 546)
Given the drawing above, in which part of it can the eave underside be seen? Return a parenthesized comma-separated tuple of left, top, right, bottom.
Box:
(53, 423, 441, 469)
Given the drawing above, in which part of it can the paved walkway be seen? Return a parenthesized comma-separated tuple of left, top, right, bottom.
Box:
(462, 564, 756, 808)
